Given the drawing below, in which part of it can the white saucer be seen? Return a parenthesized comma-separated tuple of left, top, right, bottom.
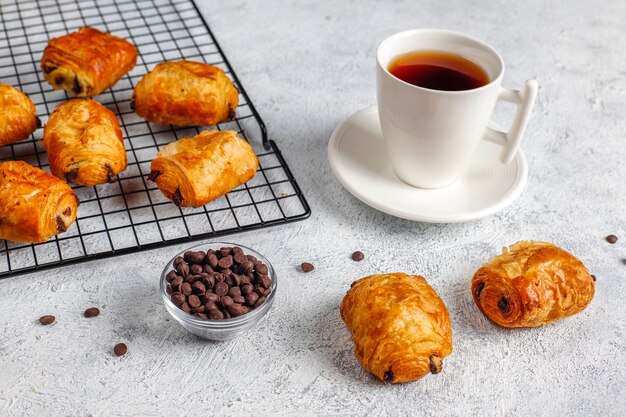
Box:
(327, 106, 528, 223)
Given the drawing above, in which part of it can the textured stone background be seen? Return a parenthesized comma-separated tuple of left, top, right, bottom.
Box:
(1, 0, 625, 416)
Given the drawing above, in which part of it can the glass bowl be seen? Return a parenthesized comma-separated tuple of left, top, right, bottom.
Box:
(160, 242, 277, 341)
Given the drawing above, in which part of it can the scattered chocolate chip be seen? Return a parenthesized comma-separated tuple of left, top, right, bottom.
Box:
(148, 170, 161, 182)
(62, 207, 71, 216)
(84, 307, 100, 318)
(474, 282, 485, 299)
(172, 188, 183, 207)
(56, 216, 67, 233)
(228, 108, 236, 121)
(65, 169, 78, 184)
(606, 234, 618, 244)
(54, 75, 64, 85)
(498, 296, 511, 314)
(383, 368, 394, 383)
(351, 251, 364, 261)
(39, 315, 55, 325)
(591, 274, 596, 281)
(113, 343, 127, 356)
(429, 356, 443, 374)
(35, 116, 42, 129)
(301, 262, 314, 272)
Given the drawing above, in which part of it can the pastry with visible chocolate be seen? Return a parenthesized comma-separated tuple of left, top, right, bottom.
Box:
(340, 272, 453, 384)
(44, 99, 127, 186)
(41, 26, 137, 97)
(471, 241, 595, 328)
(149, 130, 257, 208)
(0, 161, 78, 243)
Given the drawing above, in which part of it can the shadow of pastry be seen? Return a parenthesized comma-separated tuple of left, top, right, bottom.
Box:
(308, 297, 382, 387)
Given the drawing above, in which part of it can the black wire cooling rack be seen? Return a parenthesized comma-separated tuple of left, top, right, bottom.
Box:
(0, 0, 311, 278)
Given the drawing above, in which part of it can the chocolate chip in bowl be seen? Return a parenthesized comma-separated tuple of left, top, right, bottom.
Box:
(160, 242, 277, 341)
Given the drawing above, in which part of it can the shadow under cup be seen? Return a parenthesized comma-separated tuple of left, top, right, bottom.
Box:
(376, 29, 505, 189)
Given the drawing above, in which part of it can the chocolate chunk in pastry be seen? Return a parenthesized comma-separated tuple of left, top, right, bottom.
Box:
(44, 99, 127, 186)
(0, 84, 39, 146)
(132, 60, 239, 126)
(41, 26, 137, 97)
(471, 241, 595, 328)
(0, 161, 78, 243)
(149, 130, 258, 208)
(340, 272, 453, 384)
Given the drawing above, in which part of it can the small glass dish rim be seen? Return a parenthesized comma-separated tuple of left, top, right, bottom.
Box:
(160, 241, 277, 329)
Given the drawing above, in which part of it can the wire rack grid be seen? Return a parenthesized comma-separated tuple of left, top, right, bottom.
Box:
(0, 0, 311, 278)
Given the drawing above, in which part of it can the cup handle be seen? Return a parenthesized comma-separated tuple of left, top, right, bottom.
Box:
(483, 79, 539, 163)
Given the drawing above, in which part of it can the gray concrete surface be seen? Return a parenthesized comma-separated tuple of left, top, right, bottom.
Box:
(1, 0, 625, 416)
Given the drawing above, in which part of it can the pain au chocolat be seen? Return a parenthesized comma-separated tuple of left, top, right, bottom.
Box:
(41, 26, 137, 97)
(132, 60, 238, 126)
(0, 84, 40, 146)
(149, 130, 258, 208)
(340, 272, 453, 384)
(44, 99, 127, 186)
(472, 241, 595, 328)
(0, 161, 78, 243)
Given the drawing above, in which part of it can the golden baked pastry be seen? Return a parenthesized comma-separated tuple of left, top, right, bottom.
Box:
(0, 161, 78, 243)
(340, 273, 453, 384)
(0, 84, 40, 146)
(44, 99, 127, 186)
(149, 130, 258, 208)
(471, 241, 595, 328)
(41, 26, 137, 97)
(132, 60, 239, 126)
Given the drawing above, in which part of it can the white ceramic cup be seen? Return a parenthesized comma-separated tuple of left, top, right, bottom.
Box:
(377, 29, 538, 189)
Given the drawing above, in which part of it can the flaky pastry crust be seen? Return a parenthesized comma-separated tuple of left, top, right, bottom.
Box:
(471, 241, 595, 328)
(0, 161, 78, 243)
(149, 130, 258, 208)
(41, 26, 137, 97)
(132, 60, 239, 126)
(340, 273, 453, 384)
(44, 99, 127, 186)
(0, 84, 39, 146)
